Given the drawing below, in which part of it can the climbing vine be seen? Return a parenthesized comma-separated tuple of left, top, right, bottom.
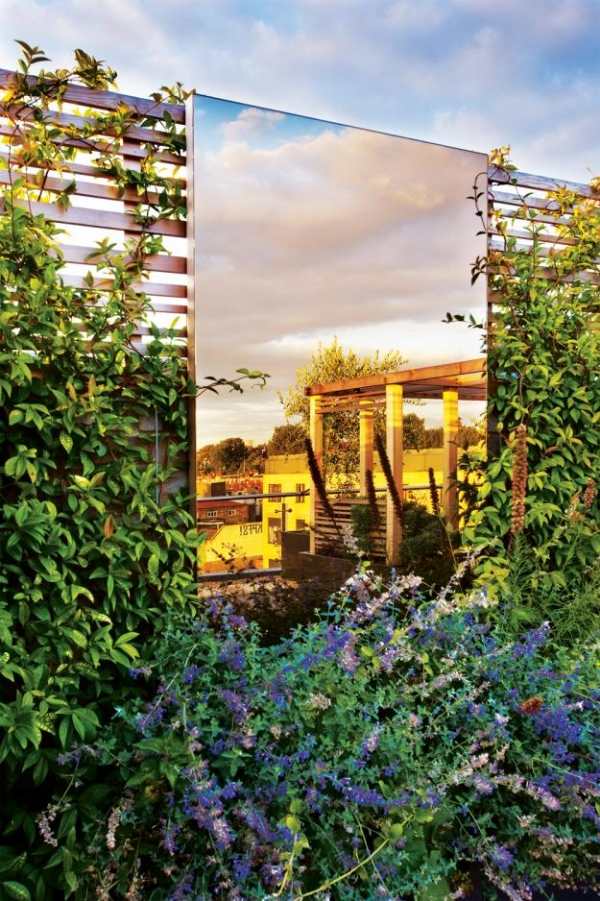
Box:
(464, 147, 600, 586)
(0, 43, 265, 897)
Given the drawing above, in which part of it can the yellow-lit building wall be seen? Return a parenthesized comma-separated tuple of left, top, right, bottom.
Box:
(199, 521, 264, 573)
(197, 447, 482, 572)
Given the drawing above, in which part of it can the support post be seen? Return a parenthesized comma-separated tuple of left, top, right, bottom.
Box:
(359, 399, 374, 497)
(443, 389, 459, 530)
(308, 395, 324, 554)
(186, 94, 201, 517)
(385, 384, 403, 565)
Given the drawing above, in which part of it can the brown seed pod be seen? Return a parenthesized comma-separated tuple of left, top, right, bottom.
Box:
(428, 466, 441, 517)
(510, 423, 528, 536)
(583, 478, 597, 510)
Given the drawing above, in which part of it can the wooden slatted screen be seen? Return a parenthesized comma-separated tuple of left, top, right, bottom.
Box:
(487, 164, 600, 305)
(486, 164, 599, 454)
(0, 71, 196, 500)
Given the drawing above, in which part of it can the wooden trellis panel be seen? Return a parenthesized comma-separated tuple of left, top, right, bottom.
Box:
(487, 165, 600, 307)
(0, 71, 196, 500)
(485, 164, 599, 453)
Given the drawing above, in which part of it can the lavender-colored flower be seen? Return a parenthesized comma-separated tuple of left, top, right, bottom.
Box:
(182, 664, 200, 684)
(339, 634, 360, 673)
(162, 822, 180, 855)
(36, 803, 59, 847)
(220, 689, 249, 724)
(361, 726, 381, 756)
(473, 774, 495, 795)
(491, 845, 514, 871)
(233, 855, 252, 882)
(511, 622, 551, 659)
(219, 639, 246, 672)
(533, 705, 582, 746)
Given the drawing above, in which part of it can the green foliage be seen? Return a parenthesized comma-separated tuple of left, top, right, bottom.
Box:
(397, 501, 458, 588)
(279, 337, 406, 479)
(197, 436, 267, 477)
(350, 502, 376, 557)
(267, 422, 306, 456)
(498, 527, 600, 646)
(464, 153, 600, 584)
(55, 575, 600, 898)
(0, 43, 266, 897)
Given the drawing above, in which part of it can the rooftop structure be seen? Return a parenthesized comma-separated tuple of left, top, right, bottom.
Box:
(304, 358, 487, 563)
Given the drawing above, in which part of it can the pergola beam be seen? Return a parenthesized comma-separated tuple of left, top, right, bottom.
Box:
(305, 357, 485, 398)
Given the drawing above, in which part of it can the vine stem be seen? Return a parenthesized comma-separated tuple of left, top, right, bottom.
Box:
(295, 837, 389, 899)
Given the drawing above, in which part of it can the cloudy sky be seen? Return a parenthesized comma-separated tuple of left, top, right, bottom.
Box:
(1, 0, 598, 181)
(194, 96, 486, 442)
(1, 0, 597, 443)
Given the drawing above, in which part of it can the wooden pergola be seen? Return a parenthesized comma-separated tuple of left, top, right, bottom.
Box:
(304, 357, 486, 564)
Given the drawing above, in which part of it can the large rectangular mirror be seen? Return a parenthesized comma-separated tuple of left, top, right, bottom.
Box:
(189, 94, 487, 580)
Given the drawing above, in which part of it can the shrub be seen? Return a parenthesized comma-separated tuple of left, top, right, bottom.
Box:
(397, 501, 458, 589)
(58, 567, 600, 899)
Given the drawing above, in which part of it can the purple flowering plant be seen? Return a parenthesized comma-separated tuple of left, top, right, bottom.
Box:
(56, 566, 600, 899)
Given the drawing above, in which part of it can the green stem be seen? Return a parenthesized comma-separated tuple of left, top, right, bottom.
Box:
(296, 837, 390, 899)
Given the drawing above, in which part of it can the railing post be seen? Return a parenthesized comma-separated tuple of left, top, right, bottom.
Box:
(385, 384, 403, 565)
(309, 394, 324, 554)
(443, 389, 459, 529)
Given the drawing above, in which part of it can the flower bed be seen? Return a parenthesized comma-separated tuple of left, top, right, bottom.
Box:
(58, 565, 600, 899)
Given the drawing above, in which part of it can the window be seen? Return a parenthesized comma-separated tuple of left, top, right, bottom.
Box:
(296, 518, 306, 531)
(205, 510, 218, 518)
(268, 517, 282, 545)
(268, 483, 282, 499)
(295, 483, 306, 503)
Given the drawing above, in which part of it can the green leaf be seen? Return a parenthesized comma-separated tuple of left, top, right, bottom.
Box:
(59, 433, 73, 453)
(2, 882, 31, 901)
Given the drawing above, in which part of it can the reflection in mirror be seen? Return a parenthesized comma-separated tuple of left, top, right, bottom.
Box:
(191, 95, 487, 586)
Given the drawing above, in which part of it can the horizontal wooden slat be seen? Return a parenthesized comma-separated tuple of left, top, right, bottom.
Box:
(490, 234, 600, 264)
(488, 166, 597, 200)
(490, 190, 564, 213)
(132, 324, 186, 337)
(56, 243, 186, 274)
(0, 124, 184, 166)
(497, 207, 573, 228)
(0, 151, 185, 186)
(490, 227, 575, 248)
(1, 103, 182, 148)
(61, 274, 186, 297)
(0, 166, 169, 204)
(0, 69, 184, 123)
(0, 196, 186, 236)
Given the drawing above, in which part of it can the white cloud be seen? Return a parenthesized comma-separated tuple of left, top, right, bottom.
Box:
(221, 107, 285, 142)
